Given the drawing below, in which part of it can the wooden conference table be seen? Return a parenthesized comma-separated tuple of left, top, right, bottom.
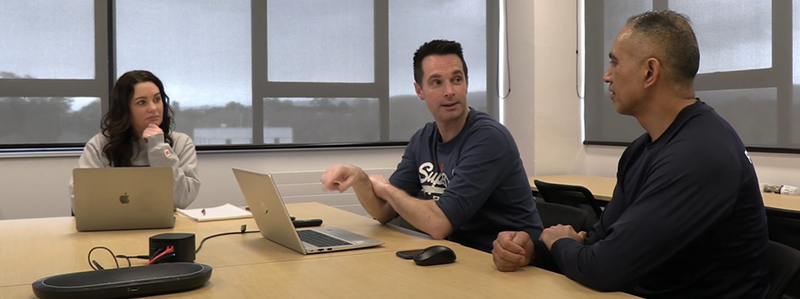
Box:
(0, 202, 636, 299)
(530, 174, 800, 213)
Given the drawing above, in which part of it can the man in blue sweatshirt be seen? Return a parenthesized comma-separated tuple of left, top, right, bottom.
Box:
(321, 40, 543, 253)
(491, 10, 769, 298)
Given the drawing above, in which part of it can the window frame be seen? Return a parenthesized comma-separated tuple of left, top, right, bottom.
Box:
(0, 0, 500, 153)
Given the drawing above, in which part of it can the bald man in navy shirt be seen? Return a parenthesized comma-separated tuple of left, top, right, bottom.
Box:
(491, 10, 769, 298)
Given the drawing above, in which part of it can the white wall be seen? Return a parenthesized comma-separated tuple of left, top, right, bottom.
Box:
(0, 148, 404, 220)
(505, 0, 586, 176)
(502, 0, 536, 173)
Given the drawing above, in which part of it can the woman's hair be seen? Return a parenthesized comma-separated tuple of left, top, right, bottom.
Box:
(101, 70, 174, 167)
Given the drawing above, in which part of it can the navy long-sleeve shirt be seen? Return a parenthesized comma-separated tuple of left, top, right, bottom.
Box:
(533, 100, 769, 298)
(389, 108, 543, 253)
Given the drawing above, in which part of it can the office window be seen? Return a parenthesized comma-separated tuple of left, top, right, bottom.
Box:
(670, 0, 771, 73)
(0, 0, 106, 146)
(263, 98, 379, 143)
(0, 97, 101, 144)
(116, 0, 253, 145)
(0, 0, 95, 79)
(388, 0, 488, 140)
(699, 88, 777, 146)
(267, 0, 374, 83)
(0, 0, 498, 150)
(585, 0, 653, 143)
(585, 0, 796, 151)
(603, 0, 652, 58)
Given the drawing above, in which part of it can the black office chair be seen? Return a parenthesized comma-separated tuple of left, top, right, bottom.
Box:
(536, 202, 589, 232)
(766, 240, 800, 299)
(533, 179, 604, 227)
(767, 209, 800, 299)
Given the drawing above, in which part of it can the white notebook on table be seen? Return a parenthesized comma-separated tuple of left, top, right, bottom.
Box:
(177, 203, 253, 222)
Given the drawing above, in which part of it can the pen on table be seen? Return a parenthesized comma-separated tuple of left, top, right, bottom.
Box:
(201, 208, 206, 216)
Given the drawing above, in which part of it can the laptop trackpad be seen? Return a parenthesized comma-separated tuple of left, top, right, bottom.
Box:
(315, 227, 367, 243)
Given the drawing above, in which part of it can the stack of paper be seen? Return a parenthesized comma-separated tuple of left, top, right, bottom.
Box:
(176, 203, 253, 222)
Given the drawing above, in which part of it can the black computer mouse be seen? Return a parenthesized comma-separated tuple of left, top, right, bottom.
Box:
(413, 245, 457, 266)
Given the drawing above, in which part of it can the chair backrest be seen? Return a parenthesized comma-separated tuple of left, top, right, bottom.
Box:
(766, 210, 800, 298)
(766, 241, 800, 299)
(537, 202, 589, 232)
(533, 180, 604, 224)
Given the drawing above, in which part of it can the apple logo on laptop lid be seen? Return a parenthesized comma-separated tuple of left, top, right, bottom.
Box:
(119, 192, 130, 204)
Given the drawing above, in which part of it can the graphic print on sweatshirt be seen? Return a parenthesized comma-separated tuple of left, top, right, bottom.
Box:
(419, 162, 449, 201)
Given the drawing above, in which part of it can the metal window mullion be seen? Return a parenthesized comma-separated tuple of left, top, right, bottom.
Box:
(98, 0, 112, 114)
(252, 0, 267, 144)
(261, 82, 382, 98)
(774, 0, 793, 146)
(0, 80, 101, 97)
(375, 0, 389, 141)
(654, 0, 668, 10)
(693, 69, 779, 91)
(486, 0, 500, 119)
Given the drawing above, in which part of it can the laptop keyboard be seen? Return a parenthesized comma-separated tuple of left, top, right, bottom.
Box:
(297, 230, 352, 247)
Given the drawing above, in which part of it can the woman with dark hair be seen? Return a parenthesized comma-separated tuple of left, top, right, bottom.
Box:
(69, 70, 200, 209)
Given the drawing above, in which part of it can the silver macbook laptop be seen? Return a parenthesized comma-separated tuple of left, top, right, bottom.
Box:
(232, 168, 384, 255)
(72, 167, 175, 232)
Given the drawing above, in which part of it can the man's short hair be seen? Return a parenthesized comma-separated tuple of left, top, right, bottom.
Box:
(626, 10, 700, 85)
(412, 39, 469, 85)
